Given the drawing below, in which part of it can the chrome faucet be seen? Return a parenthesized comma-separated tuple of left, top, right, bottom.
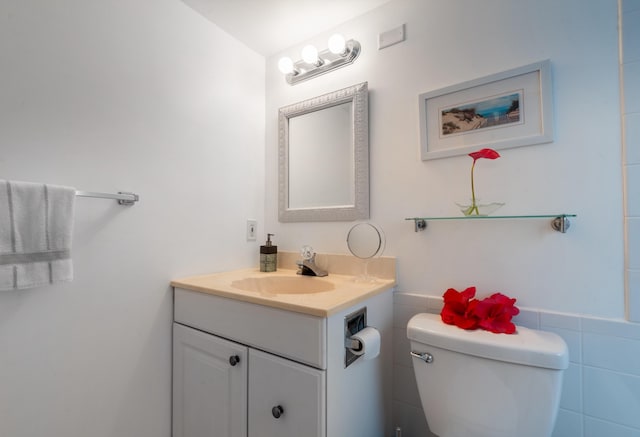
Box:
(296, 246, 328, 277)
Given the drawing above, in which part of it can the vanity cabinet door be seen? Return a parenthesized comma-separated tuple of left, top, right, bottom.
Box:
(173, 323, 248, 437)
(248, 349, 326, 437)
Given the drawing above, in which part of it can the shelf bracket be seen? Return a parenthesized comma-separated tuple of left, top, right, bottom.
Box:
(551, 215, 571, 233)
(413, 219, 427, 232)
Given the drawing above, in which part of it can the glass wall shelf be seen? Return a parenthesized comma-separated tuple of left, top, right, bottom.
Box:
(405, 214, 576, 233)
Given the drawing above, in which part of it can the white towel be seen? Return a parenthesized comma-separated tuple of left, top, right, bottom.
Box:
(0, 180, 76, 290)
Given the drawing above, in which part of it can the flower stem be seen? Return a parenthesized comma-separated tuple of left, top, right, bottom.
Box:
(470, 160, 478, 215)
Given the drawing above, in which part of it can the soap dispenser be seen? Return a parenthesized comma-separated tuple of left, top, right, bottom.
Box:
(260, 233, 277, 272)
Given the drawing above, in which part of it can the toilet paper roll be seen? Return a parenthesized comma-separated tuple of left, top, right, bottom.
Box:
(349, 326, 381, 360)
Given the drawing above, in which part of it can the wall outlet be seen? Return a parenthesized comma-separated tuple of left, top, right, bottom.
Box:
(246, 219, 257, 241)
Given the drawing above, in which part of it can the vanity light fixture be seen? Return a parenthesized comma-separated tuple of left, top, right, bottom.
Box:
(277, 34, 361, 85)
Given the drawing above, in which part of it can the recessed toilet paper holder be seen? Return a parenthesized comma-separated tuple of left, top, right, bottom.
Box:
(344, 306, 367, 368)
(345, 337, 363, 350)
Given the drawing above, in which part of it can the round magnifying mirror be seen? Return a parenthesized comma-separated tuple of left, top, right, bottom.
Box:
(346, 223, 385, 282)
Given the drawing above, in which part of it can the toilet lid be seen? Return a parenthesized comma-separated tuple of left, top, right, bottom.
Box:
(407, 313, 569, 370)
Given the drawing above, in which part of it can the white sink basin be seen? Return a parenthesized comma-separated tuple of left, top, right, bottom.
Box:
(231, 276, 335, 295)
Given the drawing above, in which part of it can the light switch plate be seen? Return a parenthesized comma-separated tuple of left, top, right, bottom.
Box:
(246, 219, 257, 241)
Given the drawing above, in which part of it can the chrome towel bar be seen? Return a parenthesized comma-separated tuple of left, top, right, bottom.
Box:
(75, 190, 139, 206)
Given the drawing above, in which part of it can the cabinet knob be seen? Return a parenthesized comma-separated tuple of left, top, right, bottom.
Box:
(229, 355, 240, 366)
(271, 405, 284, 419)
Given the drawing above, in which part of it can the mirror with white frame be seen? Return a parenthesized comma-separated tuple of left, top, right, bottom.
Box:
(278, 82, 369, 222)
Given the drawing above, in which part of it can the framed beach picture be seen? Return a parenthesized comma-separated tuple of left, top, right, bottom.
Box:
(419, 60, 553, 160)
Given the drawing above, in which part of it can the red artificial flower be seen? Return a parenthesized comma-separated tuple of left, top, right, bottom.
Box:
(441, 287, 480, 330)
(472, 293, 520, 334)
(464, 148, 501, 215)
(469, 148, 501, 161)
(441, 288, 520, 334)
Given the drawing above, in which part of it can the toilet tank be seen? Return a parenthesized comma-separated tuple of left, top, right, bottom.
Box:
(407, 313, 568, 437)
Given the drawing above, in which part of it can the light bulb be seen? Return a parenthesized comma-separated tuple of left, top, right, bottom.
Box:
(328, 34, 347, 55)
(278, 57, 294, 74)
(301, 45, 319, 64)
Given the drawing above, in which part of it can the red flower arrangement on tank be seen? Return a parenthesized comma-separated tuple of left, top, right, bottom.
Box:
(441, 286, 519, 334)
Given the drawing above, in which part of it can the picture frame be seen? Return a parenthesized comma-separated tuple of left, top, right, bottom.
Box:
(419, 60, 553, 160)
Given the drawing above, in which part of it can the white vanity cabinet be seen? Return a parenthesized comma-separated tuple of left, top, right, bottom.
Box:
(173, 323, 248, 437)
(173, 323, 325, 437)
(172, 275, 394, 437)
(247, 348, 325, 437)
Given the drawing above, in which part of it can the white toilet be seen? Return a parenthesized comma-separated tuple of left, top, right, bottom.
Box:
(407, 313, 568, 437)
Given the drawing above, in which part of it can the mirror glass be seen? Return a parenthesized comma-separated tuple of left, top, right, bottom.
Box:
(347, 222, 385, 282)
(278, 82, 369, 222)
(288, 101, 353, 208)
(347, 223, 385, 259)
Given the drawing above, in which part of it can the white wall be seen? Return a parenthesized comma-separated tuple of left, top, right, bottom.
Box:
(265, 0, 624, 318)
(623, 0, 640, 321)
(0, 1, 264, 436)
(265, 1, 638, 435)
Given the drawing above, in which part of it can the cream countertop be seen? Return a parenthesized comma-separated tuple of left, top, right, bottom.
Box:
(171, 268, 396, 317)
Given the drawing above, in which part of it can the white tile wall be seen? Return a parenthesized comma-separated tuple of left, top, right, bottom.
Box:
(623, 0, 640, 322)
(554, 410, 584, 437)
(630, 270, 640, 322)
(629, 218, 640, 269)
(624, 62, 640, 114)
(627, 113, 640, 165)
(540, 312, 581, 331)
(392, 291, 640, 437)
(627, 165, 640, 217)
(583, 367, 640, 429)
(622, 0, 640, 13)
(623, 9, 640, 60)
(584, 418, 640, 437)
(583, 333, 640, 374)
(559, 363, 583, 413)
